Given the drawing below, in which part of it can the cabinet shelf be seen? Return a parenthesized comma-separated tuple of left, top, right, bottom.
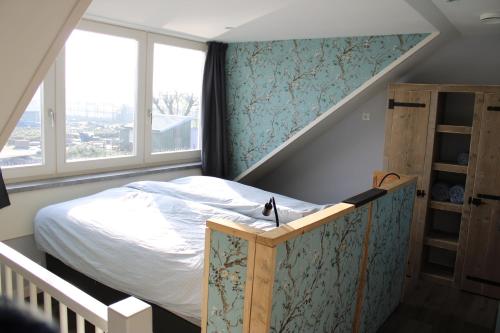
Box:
(424, 231, 459, 251)
(436, 125, 472, 135)
(430, 201, 463, 213)
(432, 162, 468, 174)
(421, 263, 454, 286)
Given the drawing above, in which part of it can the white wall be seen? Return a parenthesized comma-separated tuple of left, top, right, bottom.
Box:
(254, 34, 500, 204)
(255, 89, 386, 204)
(0, 167, 201, 263)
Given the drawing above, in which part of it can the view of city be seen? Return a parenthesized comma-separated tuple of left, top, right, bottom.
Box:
(0, 30, 205, 169)
(0, 88, 43, 168)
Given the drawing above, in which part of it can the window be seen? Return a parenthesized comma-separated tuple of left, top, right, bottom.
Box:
(0, 87, 44, 168)
(150, 43, 205, 154)
(3, 20, 206, 181)
(65, 29, 138, 162)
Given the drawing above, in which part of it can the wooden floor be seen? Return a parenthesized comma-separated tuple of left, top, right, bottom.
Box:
(379, 281, 498, 333)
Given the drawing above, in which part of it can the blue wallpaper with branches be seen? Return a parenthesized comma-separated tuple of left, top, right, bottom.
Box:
(226, 34, 428, 178)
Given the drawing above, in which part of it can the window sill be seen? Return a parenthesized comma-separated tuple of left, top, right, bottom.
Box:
(6, 162, 201, 194)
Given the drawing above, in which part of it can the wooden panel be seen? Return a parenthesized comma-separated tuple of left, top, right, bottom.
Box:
(471, 93, 500, 197)
(385, 89, 432, 176)
(256, 203, 354, 247)
(200, 228, 211, 333)
(462, 92, 500, 297)
(432, 162, 468, 174)
(421, 263, 454, 286)
(242, 238, 257, 333)
(430, 201, 463, 213)
(436, 124, 472, 135)
(206, 218, 263, 240)
(249, 244, 276, 332)
(424, 232, 458, 251)
(384, 85, 436, 293)
(454, 92, 484, 286)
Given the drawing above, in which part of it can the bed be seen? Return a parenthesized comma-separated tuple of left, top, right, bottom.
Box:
(33, 176, 327, 326)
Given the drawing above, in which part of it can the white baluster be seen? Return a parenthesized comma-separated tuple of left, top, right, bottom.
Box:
(76, 314, 85, 333)
(5, 266, 13, 299)
(59, 303, 68, 333)
(16, 273, 24, 302)
(44, 292, 52, 319)
(29, 282, 37, 310)
(108, 297, 152, 333)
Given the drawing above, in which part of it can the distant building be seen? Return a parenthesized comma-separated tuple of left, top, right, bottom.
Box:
(17, 110, 41, 127)
(122, 114, 196, 152)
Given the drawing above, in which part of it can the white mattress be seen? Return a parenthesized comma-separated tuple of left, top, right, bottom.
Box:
(34, 176, 326, 322)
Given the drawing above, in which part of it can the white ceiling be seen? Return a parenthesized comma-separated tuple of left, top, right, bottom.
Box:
(432, 0, 500, 35)
(85, 0, 436, 42)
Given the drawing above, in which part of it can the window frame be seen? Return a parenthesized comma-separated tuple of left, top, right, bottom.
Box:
(144, 33, 207, 165)
(1, 66, 57, 180)
(55, 20, 148, 174)
(2, 19, 206, 182)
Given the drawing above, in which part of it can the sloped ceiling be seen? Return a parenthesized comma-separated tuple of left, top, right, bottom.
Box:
(0, 0, 91, 149)
(432, 0, 500, 35)
(86, 0, 436, 42)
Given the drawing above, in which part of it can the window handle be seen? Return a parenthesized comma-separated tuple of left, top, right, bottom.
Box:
(48, 108, 55, 128)
(148, 108, 152, 124)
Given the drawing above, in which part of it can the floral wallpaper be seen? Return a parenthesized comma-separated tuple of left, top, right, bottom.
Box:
(269, 207, 369, 333)
(226, 34, 428, 178)
(360, 183, 416, 333)
(206, 230, 249, 333)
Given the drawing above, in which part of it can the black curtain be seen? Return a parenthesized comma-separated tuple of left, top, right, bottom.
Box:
(201, 42, 228, 178)
(0, 168, 10, 209)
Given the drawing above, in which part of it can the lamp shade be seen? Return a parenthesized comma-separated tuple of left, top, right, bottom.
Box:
(0, 168, 10, 209)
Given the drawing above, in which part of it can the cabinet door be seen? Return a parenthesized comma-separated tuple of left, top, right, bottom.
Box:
(385, 88, 432, 177)
(384, 87, 434, 291)
(462, 93, 500, 298)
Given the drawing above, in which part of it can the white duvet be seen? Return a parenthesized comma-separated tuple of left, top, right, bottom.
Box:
(34, 176, 326, 323)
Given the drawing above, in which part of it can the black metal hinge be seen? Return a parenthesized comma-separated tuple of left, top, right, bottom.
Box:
(388, 99, 427, 109)
(468, 197, 482, 206)
(466, 275, 500, 287)
(478, 193, 500, 201)
(487, 106, 500, 112)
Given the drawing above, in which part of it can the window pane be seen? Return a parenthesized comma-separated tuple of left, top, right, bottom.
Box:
(151, 44, 204, 153)
(0, 87, 43, 168)
(65, 30, 138, 162)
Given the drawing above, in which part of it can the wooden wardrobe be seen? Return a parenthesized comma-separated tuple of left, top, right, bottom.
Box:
(384, 83, 500, 298)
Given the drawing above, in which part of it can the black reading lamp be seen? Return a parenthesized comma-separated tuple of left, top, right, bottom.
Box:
(262, 197, 279, 227)
(0, 168, 10, 210)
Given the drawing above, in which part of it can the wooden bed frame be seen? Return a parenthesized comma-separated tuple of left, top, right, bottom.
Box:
(45, 254, 199, 333)
(0, 171, 416, 333)
(202, 172, 416, 333)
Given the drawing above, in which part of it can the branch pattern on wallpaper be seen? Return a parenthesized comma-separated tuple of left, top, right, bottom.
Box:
(270, 208, 368, 333)
(226, 34, 428, 178)
(360, 183, 415, 333)
(207, 231, 248, 331)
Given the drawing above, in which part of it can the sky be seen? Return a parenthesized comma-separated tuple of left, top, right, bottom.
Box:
(66, 29, 205, 111)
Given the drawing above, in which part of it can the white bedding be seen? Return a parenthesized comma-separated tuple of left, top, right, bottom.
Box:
(34, 176, 326, 323)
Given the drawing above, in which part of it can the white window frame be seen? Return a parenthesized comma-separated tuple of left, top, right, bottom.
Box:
(55, 20, 147, 174)
(144, 33, 206, 165)
(1, 66, 57, 180)
(2, 19, 206, 181)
